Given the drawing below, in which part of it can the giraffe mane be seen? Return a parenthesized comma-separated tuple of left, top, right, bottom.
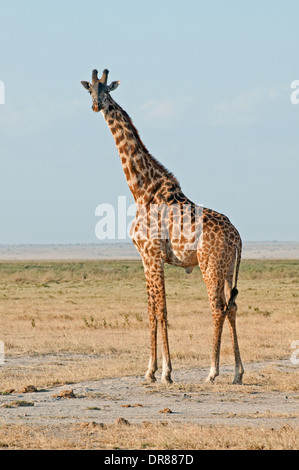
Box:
(115, 102, 181, 189)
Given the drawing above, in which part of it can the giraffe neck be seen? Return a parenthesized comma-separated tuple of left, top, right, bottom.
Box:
(101, 95, 179, 204)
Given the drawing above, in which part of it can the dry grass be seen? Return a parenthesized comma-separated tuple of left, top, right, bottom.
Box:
(0, 421, 298, 450)
(0, 259, 298, 390)
(0, 259, 298, 450)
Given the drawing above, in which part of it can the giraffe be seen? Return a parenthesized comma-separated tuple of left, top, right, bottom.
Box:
(81, 68, 244, 385)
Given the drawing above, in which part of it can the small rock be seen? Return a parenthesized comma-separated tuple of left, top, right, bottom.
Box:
(52, 389, 76, 398)
(121, 403, 144, 408)
(19, 385, 37, 394)
(1, 400, 34, 408)
(159, 407, 173, 414)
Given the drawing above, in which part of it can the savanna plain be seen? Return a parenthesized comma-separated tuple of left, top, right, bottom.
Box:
(0, 258, 298, 450)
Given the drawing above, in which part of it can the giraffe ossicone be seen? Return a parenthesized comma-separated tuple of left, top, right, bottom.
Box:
(81, 68, 244, 385)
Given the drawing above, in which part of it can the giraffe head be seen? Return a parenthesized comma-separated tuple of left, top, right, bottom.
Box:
(81, 69, 120, 112)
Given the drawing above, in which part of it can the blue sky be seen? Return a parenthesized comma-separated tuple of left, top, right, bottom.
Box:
(0, 0, 298, 243)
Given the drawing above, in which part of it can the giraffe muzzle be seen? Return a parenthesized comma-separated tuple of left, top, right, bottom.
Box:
(92, 104, 101, 113)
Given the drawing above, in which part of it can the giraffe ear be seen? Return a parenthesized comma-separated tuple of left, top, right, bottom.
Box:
(81, 81, 92, 91)
(108, 81, 120, 92)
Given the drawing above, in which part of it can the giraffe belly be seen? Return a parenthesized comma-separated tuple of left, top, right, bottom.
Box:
(165, 240, 199, 270)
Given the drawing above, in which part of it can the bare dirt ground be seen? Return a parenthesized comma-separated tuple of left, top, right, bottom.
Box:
(0, 259, 298, 448)
(1, 357, 298, 432)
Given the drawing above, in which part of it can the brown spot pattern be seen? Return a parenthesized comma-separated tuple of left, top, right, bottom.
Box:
(98, 92, 244, 385)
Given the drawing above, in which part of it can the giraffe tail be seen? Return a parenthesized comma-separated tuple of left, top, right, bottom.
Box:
(227, 238, 242, 309)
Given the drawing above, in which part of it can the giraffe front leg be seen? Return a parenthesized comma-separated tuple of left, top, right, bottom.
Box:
(205, 308, 225, 383)
(159, 314, 173, 384)
(154, 274, 172, 385)
(144, 259, 172, 384)
(145, 314, 158, 382)
(144, 275, 158, 382)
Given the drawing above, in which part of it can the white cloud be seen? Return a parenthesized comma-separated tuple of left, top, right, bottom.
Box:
(137, 96, 194, 129)
(0, 95, 83, 137)
(210, 84, 287, 127)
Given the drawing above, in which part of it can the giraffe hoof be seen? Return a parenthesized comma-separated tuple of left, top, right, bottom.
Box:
(204, 377, 214, 384)
(232, 376, 243, 385)
(145, 373, 157, 383)
(205, 373, 218, 384)
(161, 375, 173, 385)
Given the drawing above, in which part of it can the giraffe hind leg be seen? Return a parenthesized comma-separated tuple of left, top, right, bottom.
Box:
(203, 277, 227, 383)
(225, 287, 244, 385)
(224, 262, 244, 384)
(201, 255, 244, 384)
